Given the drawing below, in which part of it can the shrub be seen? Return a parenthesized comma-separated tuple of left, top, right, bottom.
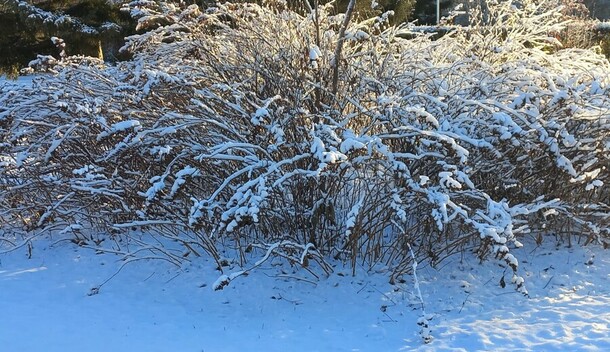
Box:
(1, 0, 608, 295)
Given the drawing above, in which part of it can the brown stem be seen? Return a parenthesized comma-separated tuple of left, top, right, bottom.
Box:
(332, 0, 357, 96)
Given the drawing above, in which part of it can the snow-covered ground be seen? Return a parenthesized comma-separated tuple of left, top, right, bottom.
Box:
(1, 236, 608, 351)
(0, 75, 36, 86)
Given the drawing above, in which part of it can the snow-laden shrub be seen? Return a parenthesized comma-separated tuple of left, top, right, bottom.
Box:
(1, 0, 609, 294)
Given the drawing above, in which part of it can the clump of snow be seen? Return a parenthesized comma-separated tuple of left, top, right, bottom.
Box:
(309, 45, 322, 69)
(97, 120, 142, 141)
(169, 166, 201, 198)
(595, 21, 610, 33)
(344, 198, 363, 237)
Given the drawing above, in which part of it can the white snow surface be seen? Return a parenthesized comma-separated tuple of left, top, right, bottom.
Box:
(0, 75, 36, 86)
(1, 238, 609, 351)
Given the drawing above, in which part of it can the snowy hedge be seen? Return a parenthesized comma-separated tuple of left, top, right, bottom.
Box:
(1, 0, 609, 294)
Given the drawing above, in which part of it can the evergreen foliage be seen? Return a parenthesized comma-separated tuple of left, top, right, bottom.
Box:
(0, 0, 134, 75)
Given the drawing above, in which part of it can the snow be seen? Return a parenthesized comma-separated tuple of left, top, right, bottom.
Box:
(344, 198, 364, 237)
(2, 237, 609, 351)
(346, 30, 370, 41)
(586, 180, 604, 191)
(595, 21, 610, 32)
(97, 120, 142, 140)
(0, 75, 36, 86)
(169, 166, 201, 198)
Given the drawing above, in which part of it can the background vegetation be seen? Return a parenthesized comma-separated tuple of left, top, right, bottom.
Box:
(0, 0, 463, 76)
(0, 0, 134, 76)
